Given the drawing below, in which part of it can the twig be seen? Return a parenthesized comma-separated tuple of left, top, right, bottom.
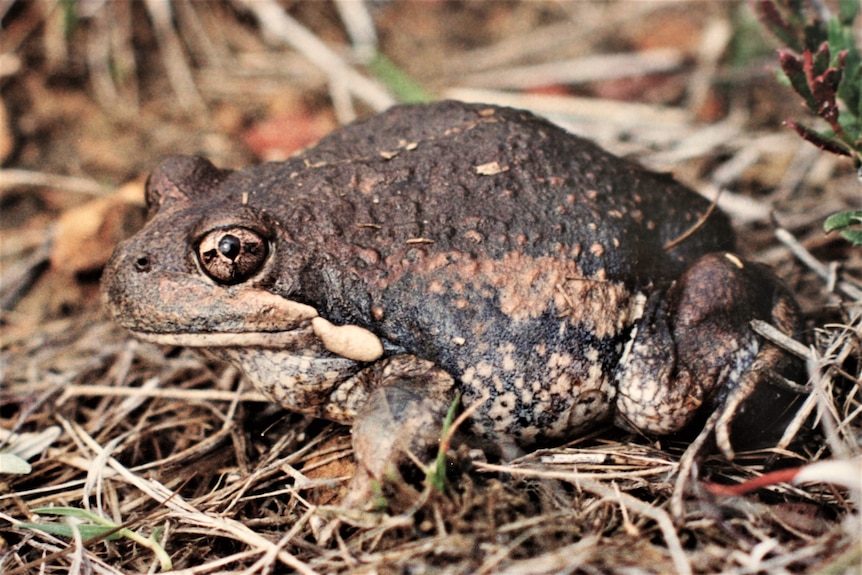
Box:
(648, 113, 743, 165)
(693, 183, 772, 224)
(686, 17, 732, 115)
(459, 48, 684, 90)
(475, 460, 675, 481)
(751, 319, 813, 361)
(475, 526, 544, 575)
(775, 228, 862, 301)
(86, 7, 122, 110)
(443, 88, 689, 128)
(237, 0, 394, 117)
(60, 384, 269, 404)
(334, 0, 377, 61)
(144, 0, 205, 112)
(0, 169, 108, 194)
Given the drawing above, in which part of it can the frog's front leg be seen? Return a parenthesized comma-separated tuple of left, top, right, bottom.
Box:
(614, 252, 803, 443)
(342, 355, 457, 509)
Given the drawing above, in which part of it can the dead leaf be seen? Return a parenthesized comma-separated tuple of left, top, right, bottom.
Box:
(242, 111, 336, 162)
(475, 161, 508, 175)
(50, 180, 146, 276)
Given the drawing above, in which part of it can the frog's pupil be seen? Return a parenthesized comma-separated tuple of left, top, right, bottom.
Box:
(218, 235, 241, 260)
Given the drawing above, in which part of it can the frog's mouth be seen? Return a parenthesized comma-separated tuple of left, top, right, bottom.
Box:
(102, 258, 386, 363)
(131, 329, 314, 349)
(111, 277, 383, 362)
(131, 315, 384, 363)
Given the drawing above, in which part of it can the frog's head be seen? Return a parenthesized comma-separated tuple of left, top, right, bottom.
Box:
(101, 155, 383, 362)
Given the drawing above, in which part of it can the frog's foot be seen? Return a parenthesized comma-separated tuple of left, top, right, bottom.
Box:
(669, 358, 771, 519)
(342, 355, 457, 510)
(614, 252, 804, 443)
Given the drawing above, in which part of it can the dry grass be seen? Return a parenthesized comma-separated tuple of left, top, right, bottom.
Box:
(2, 1, 860, 573)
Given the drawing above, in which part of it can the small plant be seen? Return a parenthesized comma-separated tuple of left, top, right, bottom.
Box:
(426, 392, 463, 493)
(824, 209, 862, 244)
(754, 0, 862, 244)
(20, 507, 172, 571)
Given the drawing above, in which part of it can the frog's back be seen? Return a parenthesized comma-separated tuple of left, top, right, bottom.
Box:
(238, 100, 733, 284)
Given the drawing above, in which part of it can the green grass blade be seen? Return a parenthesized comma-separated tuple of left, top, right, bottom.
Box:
(19, 522, 124, 540)
(367, 53, 434, 103)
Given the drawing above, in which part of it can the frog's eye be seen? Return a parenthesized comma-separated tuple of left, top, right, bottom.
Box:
(196, 227, 268, 284)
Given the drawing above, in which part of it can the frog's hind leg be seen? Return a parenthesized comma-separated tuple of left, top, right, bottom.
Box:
(651, 252, 805, 517)
(615, 252, 803, 439)
(614, 252, 805, 516)
(668, 252, 804, 446)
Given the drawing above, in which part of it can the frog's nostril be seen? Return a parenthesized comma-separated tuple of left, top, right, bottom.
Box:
(134, 255, 152, 272)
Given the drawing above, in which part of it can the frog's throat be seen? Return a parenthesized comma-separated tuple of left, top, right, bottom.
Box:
(130, 316, 384, 363)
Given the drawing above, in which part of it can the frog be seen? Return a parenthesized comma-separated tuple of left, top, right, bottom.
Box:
(101, 100, 803, 505)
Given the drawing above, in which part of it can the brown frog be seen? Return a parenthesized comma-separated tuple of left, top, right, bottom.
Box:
(102, 101, 802, 504)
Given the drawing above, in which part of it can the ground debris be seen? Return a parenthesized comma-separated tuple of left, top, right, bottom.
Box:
(2, 2, 860, 573)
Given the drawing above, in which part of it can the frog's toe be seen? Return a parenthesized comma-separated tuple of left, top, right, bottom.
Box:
(339, 466, 384, 510)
